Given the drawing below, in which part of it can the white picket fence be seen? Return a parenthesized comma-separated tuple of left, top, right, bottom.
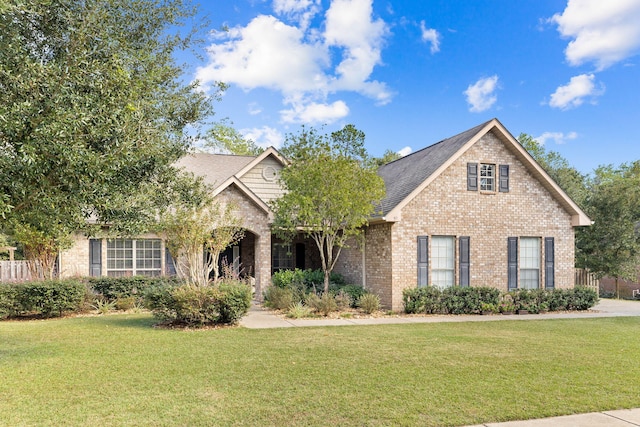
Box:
(0, 261, 32, 282)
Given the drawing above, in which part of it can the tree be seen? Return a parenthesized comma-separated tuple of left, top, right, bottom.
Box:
(577, 162, 640, 298)
(206, 121, 263, 155)
(0, 0, 217, 277)
(518, 134, 588, 207)
(371, 149, 402, 167)
(159, 174, 244, 286)
(272, 125, 386, 293)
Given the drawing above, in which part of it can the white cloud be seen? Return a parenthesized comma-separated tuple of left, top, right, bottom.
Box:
(248, 102, 262, 115)
(420, 21, 440, 54)
(280, 100, 349, 124)
(463, 75, 499, 112)
(550, 0, 640, 70)
(195, 0, 391, 125)
(534, 131, 578, 145)
(548, 73, 604, 109)
(398, 146, 412, 157)
(273, 0, 321, 30)
(240, 126, 284, 149)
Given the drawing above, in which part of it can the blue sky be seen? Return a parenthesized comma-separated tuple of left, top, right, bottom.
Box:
(189, 0, 640, 174)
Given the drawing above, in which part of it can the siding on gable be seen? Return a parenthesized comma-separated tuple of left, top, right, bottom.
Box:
(384, 130, 575, 311)
(239, 155, 285, 203)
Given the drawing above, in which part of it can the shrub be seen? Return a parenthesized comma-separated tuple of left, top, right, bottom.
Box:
(215, 281, 252, 325)
(334, 290, 353, 311)
(567, 287, 598, 311)
(271, 269, 305, 289)
(403, 287, 442, 314)
(337, 284, 367, 307)
(307, 292, 337, 316)
(286, 302, 312, 319)
(357, 293, 380, 314)
(0, 285, 18, 319)
(171, 285, 220, 326)
(548, 289, 569, 311)
(89, 276, 180, 302)
(14, 279, 87, 317)
(115, 296, 136, 311)
(264, 286, 295, 311)
(442, 287, 484, 314)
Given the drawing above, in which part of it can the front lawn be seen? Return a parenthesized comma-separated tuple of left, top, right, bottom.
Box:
(1, 314, 639, 426)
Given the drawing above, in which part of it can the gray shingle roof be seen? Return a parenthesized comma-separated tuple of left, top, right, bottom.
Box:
(175, 152, 255, 189)
(376, 120, 493, 216)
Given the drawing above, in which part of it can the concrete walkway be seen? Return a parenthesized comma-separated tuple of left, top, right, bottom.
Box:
(239, 298, 640, 329)
(465, 408, 640, 426)
(240, 299, 640, 427)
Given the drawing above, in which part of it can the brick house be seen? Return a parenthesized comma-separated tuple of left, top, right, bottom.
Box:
(60, 118, 590, 310)
(59, 147, 321, 297)
(332, 118, 591, 310)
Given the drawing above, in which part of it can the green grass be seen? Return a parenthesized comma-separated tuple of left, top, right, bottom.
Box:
(1, 314, 639, 426)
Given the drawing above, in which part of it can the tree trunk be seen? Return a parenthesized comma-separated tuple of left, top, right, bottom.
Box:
(324, 269, 330, 294)
(616, 276, 620, 299)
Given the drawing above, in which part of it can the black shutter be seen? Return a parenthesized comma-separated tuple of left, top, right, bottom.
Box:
(467, 163, 478, 191)
(507, 237, 518, 290)
(499, 165, 510, 192)
(89, 239, 102, 277)
(545, 237, 555, 289)
(165, 246, 176, 276)
(417, 236, 428, 287)
(459, 236, 470, 287)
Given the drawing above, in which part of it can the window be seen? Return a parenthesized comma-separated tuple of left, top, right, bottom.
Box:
(480, 164, 495, 191)
(519, 237, 540, 289)
(431, 236, 455, 288)
(107, 239, 161, 277)
(272, 243, 293, 271)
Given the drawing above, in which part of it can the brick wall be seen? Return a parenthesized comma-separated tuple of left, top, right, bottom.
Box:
(385, 131, 576, 310)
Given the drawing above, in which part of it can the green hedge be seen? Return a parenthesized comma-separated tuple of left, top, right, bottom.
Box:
(0, 279, 88, 318)
(403, 286, 598, 315)
(88, 276, 181, 302)
(144, 280, 252, 326)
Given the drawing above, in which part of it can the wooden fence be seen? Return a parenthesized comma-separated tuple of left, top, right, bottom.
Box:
(575, 268, 599, 293)
(0, 261, 32, 282)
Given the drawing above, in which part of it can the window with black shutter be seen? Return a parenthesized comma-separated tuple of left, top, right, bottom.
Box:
(499, 164, 509, 192)
(545, 237, 555, 289)
(459, 236, 470, 287)
(417, 236, 428, 287)
(467, 163, 478, 191)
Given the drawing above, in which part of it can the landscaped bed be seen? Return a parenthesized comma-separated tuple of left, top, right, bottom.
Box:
(1, 313, 639, 426)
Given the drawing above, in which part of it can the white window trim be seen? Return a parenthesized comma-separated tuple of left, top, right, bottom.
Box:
(107, 239, 162, 277)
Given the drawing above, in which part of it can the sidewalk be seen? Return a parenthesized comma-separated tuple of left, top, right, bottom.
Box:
(465, 408, 640, 426)
(239, 298, 640, 329)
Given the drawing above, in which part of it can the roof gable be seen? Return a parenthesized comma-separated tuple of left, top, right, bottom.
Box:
(377, 118, 591, 227)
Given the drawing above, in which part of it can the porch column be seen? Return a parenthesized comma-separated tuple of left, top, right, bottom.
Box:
(254, 233, 272, 301)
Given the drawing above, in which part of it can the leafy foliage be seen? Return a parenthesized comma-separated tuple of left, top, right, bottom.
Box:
(0, 0, 217, 274)
(0, 279, 88, 318)
(577, 162, 640, 289)
(144, 280, 252, 326)
(205, 120, 263, 155)
(272, 125, 386, 292)
(159, 193, 244, 286)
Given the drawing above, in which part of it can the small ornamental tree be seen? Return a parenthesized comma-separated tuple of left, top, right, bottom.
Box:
(272, 125, 386, 293)
(159, 177, 244, 286)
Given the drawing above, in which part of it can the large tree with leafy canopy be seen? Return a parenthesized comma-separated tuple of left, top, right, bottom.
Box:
(518, 133, 588, 208)
(577, 162, 640, 297)
(271, 125, 386, 293)
(0, 0, 219, 278)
